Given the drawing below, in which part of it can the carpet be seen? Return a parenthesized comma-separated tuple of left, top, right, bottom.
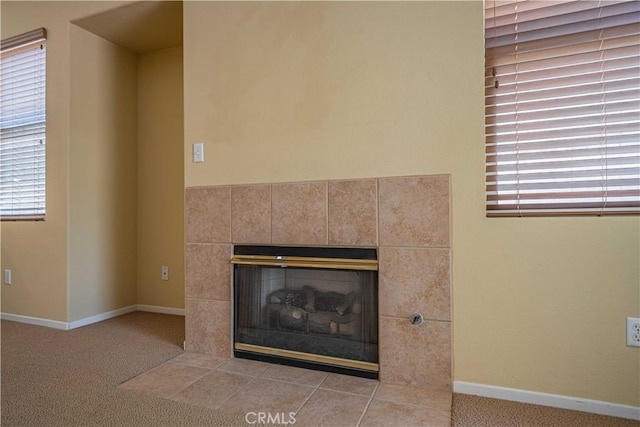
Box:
(1, 312, 246, 426)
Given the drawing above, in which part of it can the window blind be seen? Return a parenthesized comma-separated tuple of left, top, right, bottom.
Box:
(485, 0, 640, 216)
(0, 28, 46, 220)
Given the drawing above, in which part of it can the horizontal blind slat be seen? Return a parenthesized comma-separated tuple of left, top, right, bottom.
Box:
(486, 121, 640, 144)
(487, 166, 640, 182)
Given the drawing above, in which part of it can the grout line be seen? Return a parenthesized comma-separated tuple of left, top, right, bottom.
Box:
(293, 387, 319, 417)
(165, 368, 213, 400)
(256, 373, 328, 389)
(216, 365, 270, 378)
(317, 374, 330, 389)
(170, 360, 228, 370)
(229, 186, 234, 242)
(378, 244, 451, 250)
(325, 180, 329, 245)
(292, 373, 325, 417)
(317, 385, 379, 399)
(185, 296, 231, 303)
(379, 315, 451, 324)
(226, 186, 232, 244)
(374, 396, 452, 411)
(215, 369, 265, 380)
(215, 375, 261, 409)
(269, 183, 273, 244)
(356, 380, 380, 427)
(375, 178, 380, 247)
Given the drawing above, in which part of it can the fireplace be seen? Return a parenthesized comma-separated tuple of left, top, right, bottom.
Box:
(185, 175, 452, 391)
(232, 245, 379, 379)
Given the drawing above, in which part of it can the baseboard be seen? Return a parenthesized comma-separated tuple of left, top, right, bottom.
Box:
(67, 305, 137, 330)
(454, 381, 640, 421)
(0, 312, 69, 330)
(136, 304, 185, 316)
(1, 305, 184, 330)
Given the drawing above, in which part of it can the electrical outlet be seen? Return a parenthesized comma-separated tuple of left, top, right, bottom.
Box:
(627, 317, 640, 347)
(161, 266, 169, 281)
(4, 269, 11, 285)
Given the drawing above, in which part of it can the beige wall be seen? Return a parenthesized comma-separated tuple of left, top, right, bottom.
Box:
(68, 25, 138, 322)
(183, 1, 639, 407)
(137, 46, 184, 309)
(1, 1, 184, 321)
(0, 1, 129, 321)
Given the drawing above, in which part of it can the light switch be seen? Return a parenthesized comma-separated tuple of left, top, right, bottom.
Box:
(193, 143, 204, 163)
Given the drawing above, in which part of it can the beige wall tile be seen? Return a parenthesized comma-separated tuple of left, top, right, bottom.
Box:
(185, 244, 232, 301)
(379, 247, 450, 321)
(272, 181, 327, 245)
(231, 184, 272, 244)
(185, 186, 231, 243)
(328, 179, 378, 246)
(378, 175, 450, 247)
(379, 316, 451, 391)
(185, 298, 231, 357)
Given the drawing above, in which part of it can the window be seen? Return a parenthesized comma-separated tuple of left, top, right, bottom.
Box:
(485, 1, 639, 216)
(1, 28, 46, 220)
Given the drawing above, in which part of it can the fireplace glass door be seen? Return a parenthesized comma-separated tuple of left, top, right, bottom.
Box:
(232, 246, 378, 378)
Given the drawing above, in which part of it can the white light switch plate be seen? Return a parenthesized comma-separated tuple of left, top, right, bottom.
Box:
(193, 143, 204, 163)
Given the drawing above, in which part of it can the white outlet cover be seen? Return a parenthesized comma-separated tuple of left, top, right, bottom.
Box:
(627, 317, 640, 347)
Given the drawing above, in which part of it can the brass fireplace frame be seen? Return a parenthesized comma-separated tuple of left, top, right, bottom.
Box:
(232, 245, 379, 377)
(231, 254, 378, 271)
(235, 343, 379, 372)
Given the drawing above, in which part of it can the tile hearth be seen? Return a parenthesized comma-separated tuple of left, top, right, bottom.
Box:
(120, 352, 452, 426)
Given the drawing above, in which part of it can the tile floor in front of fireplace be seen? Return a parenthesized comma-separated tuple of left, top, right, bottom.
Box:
(119, 352, 452, 426)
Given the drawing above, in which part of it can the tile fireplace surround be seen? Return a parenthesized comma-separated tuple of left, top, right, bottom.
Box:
(184, 175, 451, 393)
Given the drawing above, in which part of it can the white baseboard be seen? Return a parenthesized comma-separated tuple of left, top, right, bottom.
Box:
(0, 312, 69, 330)
(67, 305, 137, 330)
(136, 304, 185, 316)
(2, 304, 184, 330)
(454, 381, 640, 421)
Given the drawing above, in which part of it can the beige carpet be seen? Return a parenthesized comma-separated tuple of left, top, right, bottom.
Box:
(1, 311, 637, 426)
(452, 393, 638, 427)
(1, 312, 246, 426)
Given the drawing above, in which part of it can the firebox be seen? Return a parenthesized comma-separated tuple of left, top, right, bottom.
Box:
(231, 245, 379, 379)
